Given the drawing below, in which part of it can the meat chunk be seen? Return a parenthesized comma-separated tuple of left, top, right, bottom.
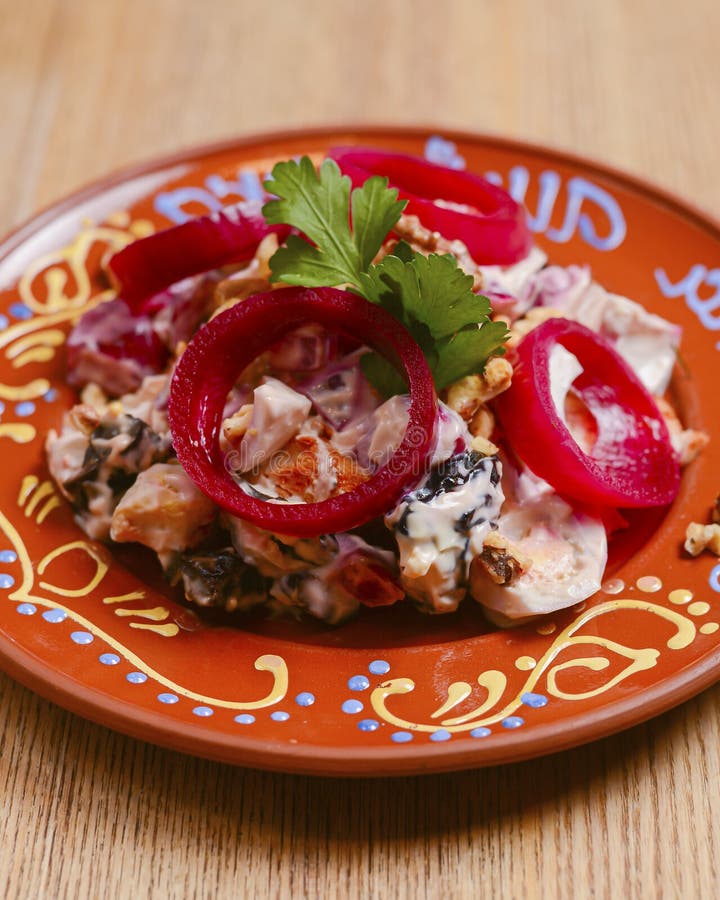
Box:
(47, 410, 170, 540)
(655, 396, 709, 466)
(110, 463, 216, 563)
(225, 378, 311, 474)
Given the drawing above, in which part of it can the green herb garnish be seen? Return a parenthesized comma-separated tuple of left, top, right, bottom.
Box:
(263, 156, 509, 394)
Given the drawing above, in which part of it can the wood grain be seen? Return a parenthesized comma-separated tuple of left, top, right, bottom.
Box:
(2, 0, 720, 896)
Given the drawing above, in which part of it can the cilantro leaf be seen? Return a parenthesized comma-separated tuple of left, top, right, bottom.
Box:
(262, 155, 510, 397)
(263, 157, 405, 286)
(432, 323, 510, 390)
(351, 175, 407, 269)
(359, 250, 492, 339)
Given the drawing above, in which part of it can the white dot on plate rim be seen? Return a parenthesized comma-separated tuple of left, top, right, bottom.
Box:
(636, 576, 662, 593)
(602, 578, 625, 595)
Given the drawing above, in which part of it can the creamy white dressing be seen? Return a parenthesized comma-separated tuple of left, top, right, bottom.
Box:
(387, 455, 504, 613)
(548, 343, 584, 429)
(479, 246, 548, 297)
(470, 459, 607, 621)
(531, 265, 681, 394)
(236, 378, 311, 472)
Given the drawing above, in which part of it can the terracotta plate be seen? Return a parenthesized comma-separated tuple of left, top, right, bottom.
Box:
(1, 127, 719, 776)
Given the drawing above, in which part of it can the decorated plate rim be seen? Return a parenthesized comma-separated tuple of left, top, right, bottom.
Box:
(1, 125, 720, 776)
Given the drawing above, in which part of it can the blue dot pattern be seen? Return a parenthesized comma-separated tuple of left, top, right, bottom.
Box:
(358, 719, 379, 732)
(710, 564, 720, 593)
(44, 388, 58, 402)
(234, 714, 255, 725)
(42, 609, 66, 623)
(521, 692, 549, 708)
(16, 603, 36, 615)
(0, 550, 17, 563)
(348, 675, 370, 691)
(126, 672, 147, 684)
(9, 303, 32, 320)
(193, 706, 214, 717)
(158, 693, 179, 704)
(295, 692, 315, 707)
(429, 729, 452, 742)
(270, 711, 290, 722)
(0, 314, 8, 330)
(368, 660, 390, 675)
(501, 716, 525, 729)
(14, 401, 35, 417)
(71, 631, 94, 645)
(99, 653, 120, 666)
(342, 699, 363, 714)
(391, 731, 413, 743)
(470, 727, 492, 738)
(0, 574, 16, 589)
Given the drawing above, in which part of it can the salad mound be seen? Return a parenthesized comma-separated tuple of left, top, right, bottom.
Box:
(45, 149, 707, 626)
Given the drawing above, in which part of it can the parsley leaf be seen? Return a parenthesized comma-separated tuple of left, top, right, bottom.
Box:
(431, 322, 510, 389)
(262, 155, 510, 396)
(263, 157, 405, 286)
(358, 247, 493, 339)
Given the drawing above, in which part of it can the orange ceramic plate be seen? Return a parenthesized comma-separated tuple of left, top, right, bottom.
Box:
(1, 127, 719, 777)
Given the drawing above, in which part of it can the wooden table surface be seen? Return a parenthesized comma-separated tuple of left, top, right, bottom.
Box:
(2, 1, 720, 897)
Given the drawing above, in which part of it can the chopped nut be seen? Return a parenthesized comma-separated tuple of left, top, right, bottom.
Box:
(67, 404, 100, 435)
(470, 531, 532, 586)
(222, 404, 254, 444)
(80, 383, 109, 414)
(507, 307, 564, 348)
(446, 375, 484, 420)
(654, 396, 709, 466)
(470, 434, 499, 456)
(390, 214, 481, 283)
(469, 405, 495, 440)
(481, 357, 513, 399)
(684, 522, 720, 557)
(445, 358, 513, 422)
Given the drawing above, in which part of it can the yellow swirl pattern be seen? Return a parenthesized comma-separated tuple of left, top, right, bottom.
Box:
(0, 509, 288, 711)
(16, 222, 152, 314)
(370, 600, 697, 733)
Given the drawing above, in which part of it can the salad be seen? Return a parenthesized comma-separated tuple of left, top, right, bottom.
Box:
(45, 148, 707, 627)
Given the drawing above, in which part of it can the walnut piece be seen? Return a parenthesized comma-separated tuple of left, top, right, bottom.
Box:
(389, 214, 482, 286)
(507, 307, 564, 348)
(684, 522, 720, 557)
(470, 531, 532, 586)
(470, 434, 499, 457)
(445, 358, 513, 422)
(222, 404, 254, 445)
